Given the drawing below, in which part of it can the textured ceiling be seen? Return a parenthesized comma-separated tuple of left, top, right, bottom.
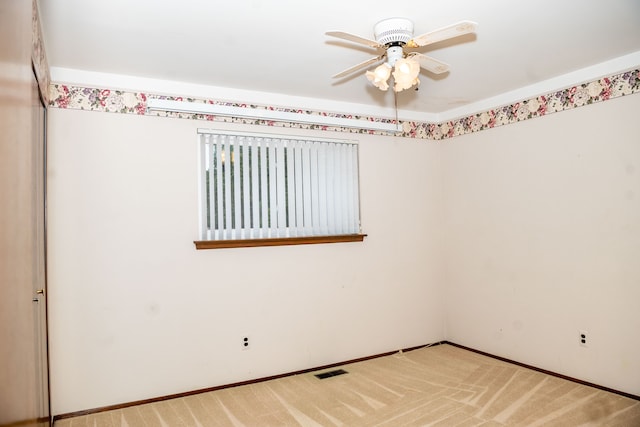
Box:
(38, 0, 640, 119)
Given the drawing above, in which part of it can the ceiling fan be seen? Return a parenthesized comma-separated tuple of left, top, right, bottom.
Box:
(326, 18, 478, 92)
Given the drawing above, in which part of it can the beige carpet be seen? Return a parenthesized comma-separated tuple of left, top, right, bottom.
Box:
(54, 344, 640, 426)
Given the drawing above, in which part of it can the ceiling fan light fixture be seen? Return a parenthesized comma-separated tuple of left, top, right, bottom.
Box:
(392, 57, 421, 92)
(366, 63, 392, 91)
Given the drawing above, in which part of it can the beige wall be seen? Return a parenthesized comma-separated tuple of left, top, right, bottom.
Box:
(46, 110, 445, 414)
(47, 89, 640, 414)
(442, 94, 640, 395)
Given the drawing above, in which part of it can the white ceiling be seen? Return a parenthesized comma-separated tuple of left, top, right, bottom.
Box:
(39, 0, 640, 120)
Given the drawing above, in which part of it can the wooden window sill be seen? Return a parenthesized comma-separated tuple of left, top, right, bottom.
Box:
(194, 234, 367, 250)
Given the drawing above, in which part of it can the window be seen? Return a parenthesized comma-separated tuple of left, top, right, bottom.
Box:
(196, 129, 364, 248)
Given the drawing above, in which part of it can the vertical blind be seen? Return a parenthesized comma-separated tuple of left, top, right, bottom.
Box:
(199, 130, 361, 241)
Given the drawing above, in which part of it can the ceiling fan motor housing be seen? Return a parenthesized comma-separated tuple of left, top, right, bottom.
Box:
(374, 17, 414, 45)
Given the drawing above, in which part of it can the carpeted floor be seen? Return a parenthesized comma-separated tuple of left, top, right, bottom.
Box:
(54, 344, 640, 426)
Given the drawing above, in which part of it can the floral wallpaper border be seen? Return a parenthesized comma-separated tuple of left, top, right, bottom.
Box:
(48, 68, 639, 141)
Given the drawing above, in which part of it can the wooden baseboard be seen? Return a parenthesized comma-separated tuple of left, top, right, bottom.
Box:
(443, 341, 640, 401)
(53, 339, 639, 421)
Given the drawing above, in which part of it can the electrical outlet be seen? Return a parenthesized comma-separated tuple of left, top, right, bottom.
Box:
(579, 330, 588, 347)
(242, 336, 250, 350)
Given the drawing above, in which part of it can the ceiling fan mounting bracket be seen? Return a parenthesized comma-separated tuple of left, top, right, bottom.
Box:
(374, 17, 414, 46)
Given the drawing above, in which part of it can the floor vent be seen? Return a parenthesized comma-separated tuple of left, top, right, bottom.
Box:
(314, 369, 348, 379)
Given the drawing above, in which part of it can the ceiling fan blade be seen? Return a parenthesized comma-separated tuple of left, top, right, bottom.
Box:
(407, 20, 478, 48)
(332, 55, 384, 78)
(326, 31, 383, 49)
(410, 53, 450, 74)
